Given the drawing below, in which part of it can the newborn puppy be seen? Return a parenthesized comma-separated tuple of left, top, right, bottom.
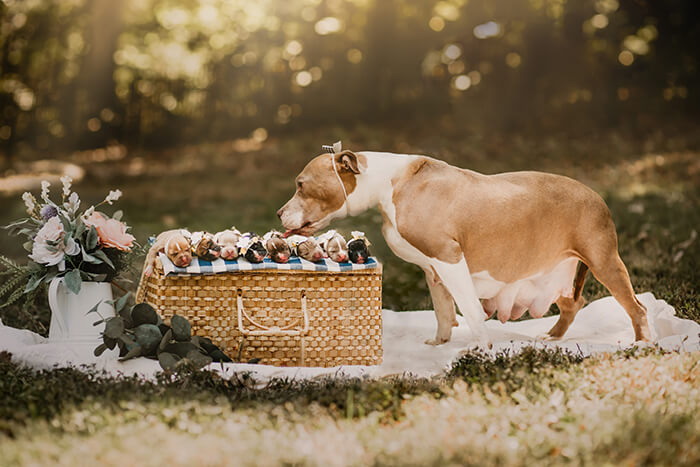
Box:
(214, 228, 241, 260)
(286, 234, 324, 262)
(191, 231, 221, 261)
(347, 231, 371, 264)
(144, 229, 192, 276)
(237, 232, 267, 263)
(263, 230, 291, 263)
(317, 230, 348, 263)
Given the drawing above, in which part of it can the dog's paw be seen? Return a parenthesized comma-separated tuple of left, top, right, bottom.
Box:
(425, 337, 450, 346)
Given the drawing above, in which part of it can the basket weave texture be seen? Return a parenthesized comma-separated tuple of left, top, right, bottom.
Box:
(136, 266, 382, 367)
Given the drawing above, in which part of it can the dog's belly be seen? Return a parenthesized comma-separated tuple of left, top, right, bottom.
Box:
(472, 257, 579, 322)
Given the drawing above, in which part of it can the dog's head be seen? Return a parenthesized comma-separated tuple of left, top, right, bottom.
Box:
(214, 228, 241, 260)
(165, 233, 192, 267)
(318, 230, 348, 263)
(348, 238, 370, 264)
(278, 150, 363, 236)
(264, 230, 291, 263)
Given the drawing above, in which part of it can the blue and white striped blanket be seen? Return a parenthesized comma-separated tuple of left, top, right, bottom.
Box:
(158, 253, 379, 276)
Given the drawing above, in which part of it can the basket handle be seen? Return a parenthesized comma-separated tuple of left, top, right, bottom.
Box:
(236, 289, 309, 337)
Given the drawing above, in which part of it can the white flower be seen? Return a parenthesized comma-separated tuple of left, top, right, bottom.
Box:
(40, 181, 51, 202)
(82, 206, 95, 220)
(105, 189, 122, 205)
(28, 216, 80, 266)
(22, 192, 36, 214)
(63, 192, 80, 215)
(60, 175, 73, 197)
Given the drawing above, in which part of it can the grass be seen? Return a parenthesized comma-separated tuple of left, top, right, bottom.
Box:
(1, 122, 699, 465)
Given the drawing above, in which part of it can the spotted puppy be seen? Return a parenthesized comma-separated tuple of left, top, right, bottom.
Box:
(237, 232, 267, 263)
(317, 229, 349, 263)
(214, 228, 241, 260)
(144, 229, 192, 276)
(263, 230, 291, 263)
(286, 234, 324, 262)
(347, 231, 371, 264)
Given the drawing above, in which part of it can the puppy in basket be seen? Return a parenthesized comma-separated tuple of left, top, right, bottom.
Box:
(263, 230, 291, 263)
(144, 229, 193, 276)
(347, 231, 371, 264)
(286, 234, 324, 262)
(237, 232, 267, 263)
(190, 231, 221, 261)
(317, 230, 349, 263)
(214, 228, 241, 260)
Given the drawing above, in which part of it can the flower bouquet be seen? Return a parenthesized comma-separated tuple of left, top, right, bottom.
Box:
(2, 177, 136, 303)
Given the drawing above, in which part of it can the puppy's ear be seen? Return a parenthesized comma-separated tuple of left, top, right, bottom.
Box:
(335, 150, 360, 174)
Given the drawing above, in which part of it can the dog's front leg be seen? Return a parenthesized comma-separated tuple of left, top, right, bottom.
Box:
(423, 267, 458, 345)
(430, 257, 489, 345)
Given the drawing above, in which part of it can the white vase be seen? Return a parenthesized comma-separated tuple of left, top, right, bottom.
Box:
(48, 277, 116, 350)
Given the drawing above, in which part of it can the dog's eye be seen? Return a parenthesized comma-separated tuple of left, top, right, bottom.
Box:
(296, 181, 303, 190)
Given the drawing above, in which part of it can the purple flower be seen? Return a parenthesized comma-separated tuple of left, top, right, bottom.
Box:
(40, 204, 58, 221)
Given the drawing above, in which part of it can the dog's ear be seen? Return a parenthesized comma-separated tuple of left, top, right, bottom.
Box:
(335, 150, 361, 174)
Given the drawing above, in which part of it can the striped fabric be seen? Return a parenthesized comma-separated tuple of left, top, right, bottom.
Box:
(159, 253, 378, 276)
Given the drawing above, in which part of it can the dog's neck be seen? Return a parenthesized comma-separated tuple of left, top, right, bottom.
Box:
(346, 152, 419, 216)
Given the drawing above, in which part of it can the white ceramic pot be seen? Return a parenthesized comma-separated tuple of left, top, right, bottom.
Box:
(48, 277, 116, 349)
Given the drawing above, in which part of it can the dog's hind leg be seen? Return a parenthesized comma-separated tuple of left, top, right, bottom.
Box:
(547, 262, 588, 339)
(423, 267, 458, 345)
(430, 257, 488, 346)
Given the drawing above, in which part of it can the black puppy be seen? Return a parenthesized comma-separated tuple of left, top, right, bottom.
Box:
(237, 232, 267, 263)
(347, 231, 371, 264)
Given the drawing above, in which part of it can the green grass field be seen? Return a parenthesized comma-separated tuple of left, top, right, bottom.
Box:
(1, 124, 698, 465)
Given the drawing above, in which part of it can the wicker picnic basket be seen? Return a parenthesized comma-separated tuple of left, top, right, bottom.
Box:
(135, 264, 383, 367)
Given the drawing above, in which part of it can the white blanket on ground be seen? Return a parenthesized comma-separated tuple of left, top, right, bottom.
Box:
(1, 292, 698, 381)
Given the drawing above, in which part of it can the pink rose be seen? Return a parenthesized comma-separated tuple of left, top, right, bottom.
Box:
(84, 212, 135, 251)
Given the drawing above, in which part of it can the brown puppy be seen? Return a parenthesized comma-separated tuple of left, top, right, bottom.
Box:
(263, 230, 291, 263)
(317, 229, 349, 263)
(191, 231, 221, 261)
(277, 148, 651, 346)
(144, 230, 192, 276)
(286, 234, 324, 262)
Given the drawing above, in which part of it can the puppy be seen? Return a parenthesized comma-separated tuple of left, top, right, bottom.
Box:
(144, 229, 193, 276)
(286, 234, 324, 262)
(263, 230, 291, 263)
(347, 231, 371, 264)
(214, 228, 241, 260)
(237, 232, 267, 263)
(317, 230, 349, 263)
(191, 231, 221, 261)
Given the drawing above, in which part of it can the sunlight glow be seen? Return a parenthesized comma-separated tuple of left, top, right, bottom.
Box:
(473, 21, 501, 39)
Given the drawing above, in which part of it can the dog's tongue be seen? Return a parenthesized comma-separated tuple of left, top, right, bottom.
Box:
(283, 229, 295, 238)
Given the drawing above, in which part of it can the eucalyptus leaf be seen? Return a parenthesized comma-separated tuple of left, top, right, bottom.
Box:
(22, 241, 33, 252)
(82, 249, 101, 264)
(74, 220, 86, 238)
(92, 319, 104, 326)
(104, 336, 118, 350)
(104, 316, 125, 339)
(86, 299, 103, 316)
(114, 292, 131, 314)
(119, 344, 142, 361)
(24, 274, 45, 293)
(91, 249, 114, 269)
(159, 328, 173, 352)
(131, 303, 158, 326)
(86, 226, 98, 250)
(63, 269, 81, 294)
(93, 343, 108, 357)
(58, 212, 73, 235)
(186, 349, 213, 369)
(170, 315, 191, 342)
(158, 352, 180, 371)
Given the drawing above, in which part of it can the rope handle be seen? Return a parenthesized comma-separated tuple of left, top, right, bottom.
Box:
(236, 289, 309, 337)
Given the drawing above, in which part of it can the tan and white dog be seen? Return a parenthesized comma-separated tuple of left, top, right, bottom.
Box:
(277, 148, 652, 346)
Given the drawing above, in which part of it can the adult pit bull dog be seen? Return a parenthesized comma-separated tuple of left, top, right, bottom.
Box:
(277, 148, 652, 345)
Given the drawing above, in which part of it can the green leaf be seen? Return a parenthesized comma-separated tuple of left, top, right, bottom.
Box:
(24, 274, 45, 293)
(22, 241, 33, 252)
(81, 249, 101, 264)
(86, 226, 98, 250)
(104, 317, 124, 339)
(114, 292, 131, 314)
(58, 212, 73, 236)
(74, 220, 86, 238)
(171, 315, 191, 342)
(63, 269, 81, 294)
(93, 343, 108, 357)
(113, 210, 123, 221)
(158, 352, 180, 371)
(86, 299, 103, 315)
(159, 328, 173, 352)
(91, 249, 114, 269)
(119, 344, 142, 361)
(186, 349, 213, 369)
